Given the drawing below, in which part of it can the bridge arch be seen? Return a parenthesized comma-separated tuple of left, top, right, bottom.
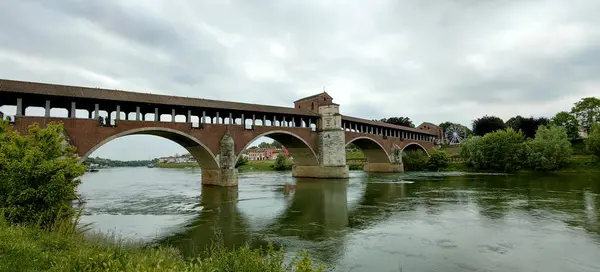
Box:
(346, 136, 391, 163)
(237, 130, 319, 166)
(402, 142, 429, 156)
(81, 127, 219, 168)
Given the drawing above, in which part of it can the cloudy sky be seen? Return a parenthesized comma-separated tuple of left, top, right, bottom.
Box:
(1, 0, 599, 160)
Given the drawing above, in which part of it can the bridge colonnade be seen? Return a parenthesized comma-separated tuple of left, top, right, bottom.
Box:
(0, 79, 441, 187)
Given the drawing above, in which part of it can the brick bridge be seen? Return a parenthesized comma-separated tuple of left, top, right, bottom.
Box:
(0, 79, 442, 186)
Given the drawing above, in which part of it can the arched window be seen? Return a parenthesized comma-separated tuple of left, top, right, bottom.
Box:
(311, 102, 315, 110)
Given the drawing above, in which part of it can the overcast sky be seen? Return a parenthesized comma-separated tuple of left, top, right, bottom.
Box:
(1, 0, 599, 160)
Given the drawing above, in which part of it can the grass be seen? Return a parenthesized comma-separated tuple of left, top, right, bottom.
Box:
(154, 162, 199, 168)
(0, 215, 326, 272)
(238, 160, 278, 172)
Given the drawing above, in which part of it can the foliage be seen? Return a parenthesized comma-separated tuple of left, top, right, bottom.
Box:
(154, 162, 199, 168)
(551, 111, 581, 141)
(459, 128, 527, 172)
(272, 153, 293, 171)
(472, 115, 506, 136)
(0, 215, 325, 272)
(586, 122, 600, 158)
(84, 157, 154, 167)
(402, 150, 429, 171)
(426, 149, 450, 171)
(525, 125, 572, 171)
(0, 120, 86, 227)
(235, 156, 249, 167)
(505, 115, 550, 138)
(571, 97, 600, 133)
(257, 141, 283, 149)
(379, 116, 415, 128)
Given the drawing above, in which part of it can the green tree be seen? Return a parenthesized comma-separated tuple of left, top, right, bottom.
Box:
(0, 120, 86, 227)
(402, 150, 428, 171)
(571, 97, 600, 133)
(525, 125, 572, 171)
(272, 153, 292, 170)
(472, 115, 506, 136)
(426, 149, 450, 171)
(551, 111, 580, 141)
(271, 141, 283, 148)
(235, 156, 249, 167)
(379, 117, 415, 128)
(459, 128, 527, 172)
(438, 121, 472, 138)
(258, 142, 271, 148)
(505, 116, 549, 138)
(586, 122, 600, 158)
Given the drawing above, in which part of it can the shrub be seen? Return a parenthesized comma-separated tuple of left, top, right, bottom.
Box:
(459, 128, 527, 172)
(586, 122, 600, 158)
(272, 154, 293, 171)
(0, 120, 86, 227)
(525, 125, 573, 171)
(426, 149, 450, 171)
(402, 150, 429, 171)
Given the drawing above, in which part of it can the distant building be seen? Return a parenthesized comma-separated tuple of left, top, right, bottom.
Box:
(247, 147, 290, 161)
(157, 153, 195, 163)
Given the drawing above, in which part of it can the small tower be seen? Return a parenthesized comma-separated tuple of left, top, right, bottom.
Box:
(293, 91, 334, 113)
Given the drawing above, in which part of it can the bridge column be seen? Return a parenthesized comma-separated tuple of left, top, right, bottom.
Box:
(201, 131, 238, 187)
(154, 108, 159, 121)
(94, 104, 99, 119)
(70, 102, 76, 118)
(16, 98, 23, 116)
(116, 105, 121, 121)
(292, 104, 349, 179)
(45, 100, 51, 117)
(136, 107, 141, 121)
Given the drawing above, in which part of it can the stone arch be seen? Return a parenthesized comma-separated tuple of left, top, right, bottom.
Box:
(80, 127, 219, 168)
(402, 142, 429, 156)
(346, 136, 391, 163)
(237, 130, 319, 166)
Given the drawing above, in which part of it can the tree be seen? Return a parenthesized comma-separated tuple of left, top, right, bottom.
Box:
(550, 111, 580, 141)
(459, 128, 527, 172)
(379, 117, 415, 128)
(426, 149, 450, 171)
(402, 150, 428, 171)
(258, 142, 271, 148)
(272, 153, 292, 170)
(505, 115, 549, 138)
(271, 141, 283, 148)
(525, 125, 572, 171)
(472, 115, 506, 136)
(571, 97, 600, 133)
(586, 122, 600, 158)
(0, 120, 86, 227)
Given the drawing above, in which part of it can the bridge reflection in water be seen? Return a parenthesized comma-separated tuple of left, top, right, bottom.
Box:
(153, 172, 600, 270)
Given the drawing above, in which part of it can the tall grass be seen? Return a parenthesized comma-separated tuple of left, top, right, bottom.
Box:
(0, 212, 326, 272)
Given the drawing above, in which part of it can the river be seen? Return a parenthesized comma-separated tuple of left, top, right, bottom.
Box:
(77, 168, 600, 272)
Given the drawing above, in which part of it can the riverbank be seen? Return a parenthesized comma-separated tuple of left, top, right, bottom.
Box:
(0, 216, 322, 271)
(153, 155, 599, 173)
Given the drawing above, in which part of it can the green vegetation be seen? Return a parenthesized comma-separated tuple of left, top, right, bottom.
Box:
(426, 149, 451, 171)
(0, 120, 85, 227)
(402, 150, 429, 171)
(586, 123, 600, 158)
(84, 157, 154, 167)
(272, 154, 294, 171)
(154, 162, 200, 168)
(237, 160, 277, 172)
(505, 116, 549, 138)
(0, 215, 325, 272)
(459, 125, 573, 172)
(472, 115, 506, 136)
(378, 116, 415, 128)
(571, 97, 600, 133)
(551, 111, 580, 141)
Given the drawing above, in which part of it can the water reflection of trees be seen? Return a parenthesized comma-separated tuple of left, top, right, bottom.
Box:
(157, 172, 600, 260)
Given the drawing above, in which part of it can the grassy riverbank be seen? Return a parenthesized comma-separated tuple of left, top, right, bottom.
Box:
(440, 155, 600, 173)
(0, 216, 323, 272)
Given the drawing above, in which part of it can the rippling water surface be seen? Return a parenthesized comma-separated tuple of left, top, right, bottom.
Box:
(78, 168, 600, 272)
